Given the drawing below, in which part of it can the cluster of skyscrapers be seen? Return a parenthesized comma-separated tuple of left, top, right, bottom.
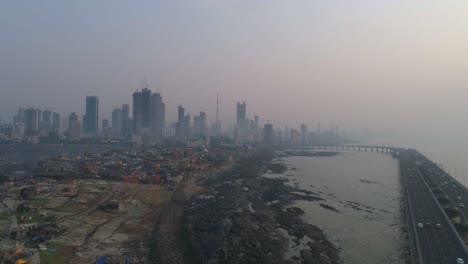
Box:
(0, 83, 343, 145)
(4, 108, 62, 140)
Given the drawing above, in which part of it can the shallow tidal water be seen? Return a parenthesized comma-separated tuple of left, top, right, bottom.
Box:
(265, 151, 406, 264)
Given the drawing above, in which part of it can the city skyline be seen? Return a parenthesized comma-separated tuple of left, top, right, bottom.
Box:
(2, 1, 468, 145)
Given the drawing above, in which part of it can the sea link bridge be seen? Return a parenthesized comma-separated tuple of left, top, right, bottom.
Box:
(310, 144, 468, 264)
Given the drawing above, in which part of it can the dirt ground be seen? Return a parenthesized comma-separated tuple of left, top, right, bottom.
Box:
(155, 164, 233, 264)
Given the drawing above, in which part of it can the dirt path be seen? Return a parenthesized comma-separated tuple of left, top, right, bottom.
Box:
(155, 164, 232, 264)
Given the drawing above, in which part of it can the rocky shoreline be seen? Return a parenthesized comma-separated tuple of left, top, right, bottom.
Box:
(178, 150, 339, 264)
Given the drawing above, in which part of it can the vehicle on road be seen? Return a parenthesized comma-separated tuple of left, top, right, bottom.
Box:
(459, 203, 465, 208)
(436, 223, 442, 229)
(417, 223, 423, 228)
(458, 196, 462, 200)
(457, 258, 464, 264)
(424, 222, 432, 228)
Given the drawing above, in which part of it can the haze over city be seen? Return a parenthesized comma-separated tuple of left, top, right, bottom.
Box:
(4, 2, 468, 264)
(2, 1, 468, 140)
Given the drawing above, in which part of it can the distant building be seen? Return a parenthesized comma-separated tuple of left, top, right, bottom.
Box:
(300, 124, 308, 143)
(83, 96, 99, 136)
(112, 108, 122, 138)
(132, 91, 143, 135)
(132, 87, 151, 136)
(68, 112, 81, 139)
(102, 119, 109, 130)
(200, 112, 207, 136)
(176, 106, 185, 138)
(150, 92, 165, 138)
(13, 122, 24, 136)
(264, 124, 274, 143)
(141, 88, 151, 130)
(24, 108, 40, 136)
(101, 119, 110, 138)
(237, 102, 246, 130)
(193, 116, 201, 137)
(193, 111, 207, 137)
(52, 113, 61, 133)
(236, 102, 247, 141)
(42, 110, 52, 126)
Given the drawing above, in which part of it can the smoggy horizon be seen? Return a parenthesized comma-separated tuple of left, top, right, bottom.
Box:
(2, 1, 468, 142)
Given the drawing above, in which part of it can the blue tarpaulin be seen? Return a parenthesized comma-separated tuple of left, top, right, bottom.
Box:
(95, 256, 131, 264)
(96, 256, 107, 264)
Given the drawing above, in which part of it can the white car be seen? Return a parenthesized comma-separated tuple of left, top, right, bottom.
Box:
(417, 223, 423, 228)
(458, 196, 462, 200)
(456, 258, 464, 264)
(459, 203, 465, 208)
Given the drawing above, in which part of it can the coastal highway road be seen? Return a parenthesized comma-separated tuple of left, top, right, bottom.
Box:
(411, 149, 468, 225)
(401, 150, 468, 264)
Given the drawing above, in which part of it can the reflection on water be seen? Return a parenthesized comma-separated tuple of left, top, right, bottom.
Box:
(271, 151, 406, 264)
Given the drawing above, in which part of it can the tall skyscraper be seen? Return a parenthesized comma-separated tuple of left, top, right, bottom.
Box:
(40, 110, 53, 135)
(68, 112, 81, 139)
(83, 96, 99, 136)
(176, 106, 185, 138)
(150, 92, 165, 137)
(193, 112, 207, 137)
(237, 102, 247, 140)
(132, 87, 152, 135)
(52, 113, 61, 133)
(237, 102, 246, 128)
(141, 87, 151, 130)
(199, 111, 207, 136)
(112, 108, 123, 138)
(264, 124, 274, 143)
(132, 91, 143, 135)
(193, 116, 201, 137)
(24, 108, 40, 136)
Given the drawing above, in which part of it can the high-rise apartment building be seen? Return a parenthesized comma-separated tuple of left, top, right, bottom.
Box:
(112, 108, 123, 138)
(52, 113, 61, 133)
(24, 108, 40, 136)
(264, 124, 274, 143)
(68, 112, 81, 139)
(199, 111, 207, 136)
(176, 106, 185, 138)
(237, 102, 246, 128)
(236, 102, 248, 141)
(132, 87, 152, 135)
(150, 93, 165, 137)
(141, 88, 151, 129)
(83, 96, 99, 136)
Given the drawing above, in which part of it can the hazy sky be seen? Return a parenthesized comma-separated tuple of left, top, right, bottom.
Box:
(2, 1, 468, 137)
